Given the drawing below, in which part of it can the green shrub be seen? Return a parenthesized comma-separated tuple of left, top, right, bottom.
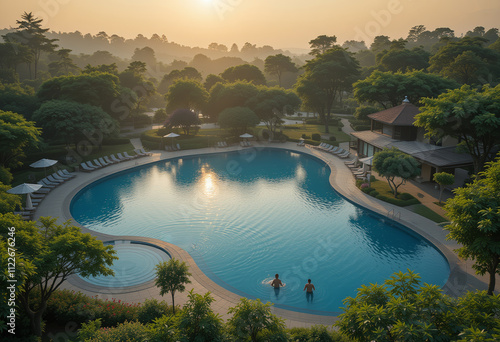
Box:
(45, 289, 140, 327)
(329, 135, 336, 141)
(0, 167, 13, 185)
(302, 133, 311, 139)
(312, 133, 321, 141)
(137, 299, 173, 324)
(375, 194, 419, 207)
(146, 315, 178, 342)
(78, 319, 148, 342)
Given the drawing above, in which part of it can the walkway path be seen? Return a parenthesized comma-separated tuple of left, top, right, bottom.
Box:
(33, 142, 495, 328)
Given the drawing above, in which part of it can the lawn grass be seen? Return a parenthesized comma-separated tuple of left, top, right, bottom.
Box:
(281, 124, 351, 143)
(408, 204, 448, 224)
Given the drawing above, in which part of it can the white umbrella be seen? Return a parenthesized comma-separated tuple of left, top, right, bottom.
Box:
(239, 133, 253, 138)
(7, 183, 43, 210)
(30, 158, 58, 177)
(163, 132, 180, 138)
(359, 156, 374, 166)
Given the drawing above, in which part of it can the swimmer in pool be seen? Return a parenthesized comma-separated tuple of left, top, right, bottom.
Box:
(304, 279, 315, 302)
(270, 274, 284, 289)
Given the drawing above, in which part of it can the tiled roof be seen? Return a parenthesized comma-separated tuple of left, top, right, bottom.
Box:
(368, 103, 420, 126)
(351, 131, 473, 168)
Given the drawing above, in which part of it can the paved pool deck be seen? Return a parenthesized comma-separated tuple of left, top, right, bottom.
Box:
(33, 142, 495, 328)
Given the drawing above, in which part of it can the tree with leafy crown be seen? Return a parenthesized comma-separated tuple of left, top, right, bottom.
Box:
(155, 258, 191, 314)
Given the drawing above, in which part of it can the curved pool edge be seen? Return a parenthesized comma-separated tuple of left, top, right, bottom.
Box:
(34, 143, 489, 326)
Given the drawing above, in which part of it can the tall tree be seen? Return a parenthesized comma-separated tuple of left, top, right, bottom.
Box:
(218, 106, 260, 135)
(441, 50, 489, 85)
(0, 110, 41, 169)
(296, 47, 360, 133)
(2, 12, 58, 79)
(203, 74, 225, 91)
(429, 36, 500, 84)
(48, 48, 79, 76)
(32, 100, 118, 147)
(445, 156, 500, 295)
(165, 79, 208, 113)
(353, 70, 459, 108)
(264, 54, 298, 87)
(0, 214, 117, 336)
(414, 84, 500, 174)
(245, 87, 301, 136)
(220, 64, 266, 85)
(158, 67, 202, 94)
(309, 35, 337, 55)
(155, 259, 191, 314)
(164, 108, 200, 135)
(372, 147, 421, 197)
(205, 81, 259, 121)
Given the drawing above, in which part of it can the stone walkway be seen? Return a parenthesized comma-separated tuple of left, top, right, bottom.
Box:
(33, 142, 495, 328)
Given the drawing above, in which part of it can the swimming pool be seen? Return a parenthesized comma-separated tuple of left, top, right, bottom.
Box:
(71, 148, 450, 314)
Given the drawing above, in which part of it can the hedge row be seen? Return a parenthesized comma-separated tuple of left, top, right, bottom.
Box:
(361, 187, 420, 206)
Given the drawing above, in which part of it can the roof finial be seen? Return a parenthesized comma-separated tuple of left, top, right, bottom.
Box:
(403, 96, 410, 104)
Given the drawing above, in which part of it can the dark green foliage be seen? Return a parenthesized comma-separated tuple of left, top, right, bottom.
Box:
(336, 270, 500, 341)
(311, 133, 321, 141)
(155, 259, 191, 314)
(377, 46, 430, 72)
(0, 183, 21, 213)
(206, 81, 259, 120)
(221, 64, 266, 85)
(36, 72, 121, 116)
(78, 319, 148, 342)
(0, 82, 40, 118)
(264, 54, 298, 87)
(204, 73, 225, 91)
(445, 155, 500, 295)
(218, 106, 260, 134)
(0, 110, 41, 168)
(0, 168, 13, 185)
(227, 298, 287, 342)
(372, 147, 421, 197)
(353, 70, 459, 108)
(32, 100, 119, 146)
(415, 84, 500, 174)
(158, 67, 203, 94)
(44, 289, 140, 326)
(165, 108, 200, 135)
(176, 291, 225, 342)
(353, 105, 380, 121)
(165, 79, 208, 113)
(137, 298, 172, 324)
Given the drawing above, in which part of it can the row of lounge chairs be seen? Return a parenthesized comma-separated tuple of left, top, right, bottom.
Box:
(166, 144, 181, 152)
(240, 141, 252, 147)
(216, 141, 229, 147)
(314, 143, 350, 158)
(79, 149, 151, 172)
(13, 169, 80, 219)
(345, 158, 370, 180)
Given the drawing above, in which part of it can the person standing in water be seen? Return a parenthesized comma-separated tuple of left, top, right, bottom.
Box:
(271, 274, 284, 296)
(304, 279, 315, 302)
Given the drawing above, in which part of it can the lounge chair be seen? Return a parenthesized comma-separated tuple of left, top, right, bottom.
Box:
(104, 156, 116, 165)
(40, 178, 58, 187)
(314, 143, 326, 149)
(297, 140, 305, 146)
(87, 161, 101, 169)
(139, 148, 152, 156)
(61, 169, 76, 178)
(56, 170, 72, 179)
(332, 148, 346, 155)
(134, 149, 146, 157)
(50, 173, 67, 182)
(80, 163, 96, 172)
(110, 154, 122, 163)
(116, 153, 130, 161)
(338, 151, 350, 158)
(124, 151, 137, 159)
(240, 141, 246, 147)
(92, 159, 104, 168)
(47, 174, 64, 183)
(326, 146, 339, 154)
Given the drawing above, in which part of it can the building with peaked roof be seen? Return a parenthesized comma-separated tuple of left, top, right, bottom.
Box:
(350, 97, 473, 182)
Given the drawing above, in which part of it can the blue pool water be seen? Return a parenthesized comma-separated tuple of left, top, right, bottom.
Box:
(71, 148, 450, 314)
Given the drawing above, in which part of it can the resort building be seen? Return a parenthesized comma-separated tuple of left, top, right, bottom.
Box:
(350, 97, 473, 182)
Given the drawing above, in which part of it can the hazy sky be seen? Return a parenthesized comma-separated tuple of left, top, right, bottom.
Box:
(1, 0, 499, 49)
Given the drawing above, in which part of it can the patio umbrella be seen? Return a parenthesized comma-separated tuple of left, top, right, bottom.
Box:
(239, 133, 253, 138)
(163, 132, 180, 149)
(359, 156, 373, 166)
(7, 183, 43, 210)
(30, 158, 58, 177)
